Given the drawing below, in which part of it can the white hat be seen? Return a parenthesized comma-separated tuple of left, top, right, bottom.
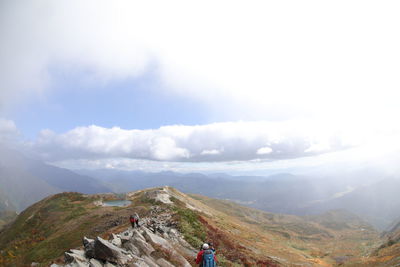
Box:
(202, 243, 209, 250)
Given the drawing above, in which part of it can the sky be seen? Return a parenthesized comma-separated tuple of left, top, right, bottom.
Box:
(1, 0, 400, 174)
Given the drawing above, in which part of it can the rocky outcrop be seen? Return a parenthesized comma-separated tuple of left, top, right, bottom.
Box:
(144, 189, 173, 204)
(53, 205, 197, 267)
(64, 249, 89, 267)
(93, 237, 132, 264)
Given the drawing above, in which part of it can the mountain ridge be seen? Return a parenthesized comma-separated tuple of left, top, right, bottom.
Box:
(1, 186, 393, 267)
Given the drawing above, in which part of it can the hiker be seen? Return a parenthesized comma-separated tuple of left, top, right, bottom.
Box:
(195, 243, 217, 267)
(129, 213, 140, 228)
(133, 213, 140, 227)
(200, 242, 215, 252)
(208, 242, 216, 252)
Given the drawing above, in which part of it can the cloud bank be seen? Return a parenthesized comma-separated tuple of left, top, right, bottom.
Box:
(1, 0, 400, 123)
(33, 120, 350, 162)
(0, 118, 19, 143)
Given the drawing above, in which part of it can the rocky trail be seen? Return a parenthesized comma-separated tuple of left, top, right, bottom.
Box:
(51, 206, 198, 267)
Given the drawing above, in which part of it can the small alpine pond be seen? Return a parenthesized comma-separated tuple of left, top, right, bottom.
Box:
(103, 200, 132, 207)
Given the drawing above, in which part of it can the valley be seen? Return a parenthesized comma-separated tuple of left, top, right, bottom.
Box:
(1, 187, 398, 266)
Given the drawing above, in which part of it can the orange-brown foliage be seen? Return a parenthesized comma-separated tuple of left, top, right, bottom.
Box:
(199, 216, 279, 267)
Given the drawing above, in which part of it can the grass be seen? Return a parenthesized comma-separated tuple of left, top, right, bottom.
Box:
(0, 192, 101, 266)
(65, 206, 87, 221)
(24, 220, 94, 264)
(0, 187, 387, 267)
(173, 207, 206, 249)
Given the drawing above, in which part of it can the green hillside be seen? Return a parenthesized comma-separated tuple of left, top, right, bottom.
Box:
(0, 187, 394, 267)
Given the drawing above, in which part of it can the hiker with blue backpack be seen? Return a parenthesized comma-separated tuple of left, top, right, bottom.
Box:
(195, 243, 217, 267)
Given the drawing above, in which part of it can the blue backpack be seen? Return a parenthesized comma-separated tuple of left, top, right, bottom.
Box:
(202, 249, 216, 267)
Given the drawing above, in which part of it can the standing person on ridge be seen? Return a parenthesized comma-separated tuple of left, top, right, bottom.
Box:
(196, 243, 217, 267)
(133, 212, 140, 227)
(129, 215, 135, 228)
(129, 213, 140, 228)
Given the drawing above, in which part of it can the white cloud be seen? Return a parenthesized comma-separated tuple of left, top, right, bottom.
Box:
(1, 0, 400, 125)
(2, 1, 400, 172)
(33, 120, 352, 162)
(150, 137, 190, 160)
(304, 142, 331, 153)
(0, 118, 19, 143)
(201, 149, 222, 155)
(257, 147, 273, 155)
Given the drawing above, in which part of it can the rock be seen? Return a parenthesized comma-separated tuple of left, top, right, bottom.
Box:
(127, 260, 150, 267)
(156, 258, 175, 267)
(111, 233, 122, 247)
(143, 228, 173, 250)
(65, 261, 90, 267)
(104, 263, 117, 267)
(93, 237, 132, 265)
(65, 249, 89, 267)
(158, 226, 170, 234)
(89, 258, 103, 267)
(83, 237, 95, 246)
(83, 237, 95, 258)
(169, 250, 192, 267)
(132, 229, 146, 241)
(132, 235, 155, 256)
(93, 200, 103, 206)
(123, 241, 141, 256)
(166, 229, 197, 257)
(144, 189, 173, 204)
(141, 255, 159, 267)
(120, 231, 133, 243)
(31, 262, 39, 266)
(168, 229, 178, 238)
(143, 228, 191, 267)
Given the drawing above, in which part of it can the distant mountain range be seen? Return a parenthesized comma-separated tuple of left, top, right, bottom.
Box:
(77, 168, 400, 230)
(0, 147, 110, 213)
(1, 146, 400, 230)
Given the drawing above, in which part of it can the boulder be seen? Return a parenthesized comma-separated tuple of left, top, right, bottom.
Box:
(132, 229, 146, 242)
(120, 231, 133, 243)
(143, 228, 191, 267)
(141, 255, 159, 267)
(83, 237, 95, 246)
(169, 250, 192, 267)
(123, 241, 141, 256)
(83, 237, 95, 258)
(132, 236, 155, 256)
(143, 228, 172, 250)
(65, 249, 89, 267)
(111, 233, 122, 247)
(127, 260, 150, 267)
(93, 237, 132, 265)
(156, 258, 175, 267)
(88, 258, 103, 267)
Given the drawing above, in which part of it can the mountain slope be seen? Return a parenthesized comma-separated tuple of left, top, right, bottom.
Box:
(303, 178, 400, 230)
(0, 187, 386, 267)
(0, 147, 110, 213)
(364, 219, 400, 267)
(81, 169, 400, 230)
